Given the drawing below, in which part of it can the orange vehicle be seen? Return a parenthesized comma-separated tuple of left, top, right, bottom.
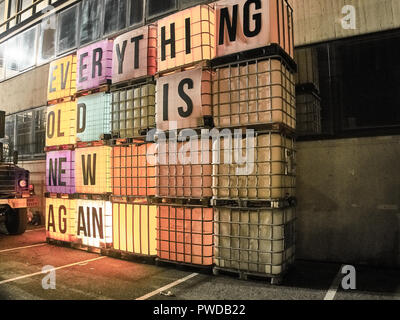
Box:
(0, 111, 39, 235)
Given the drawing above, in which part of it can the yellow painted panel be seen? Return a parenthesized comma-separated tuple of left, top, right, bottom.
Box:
(113, 203, 120, 250)
(112, 203, 157, 256)
(46, 102, 77, 147)
(120, 203, 127, 252)
(75, 146, 112, 194)
(148, 205, 157, 256)
(127, 204, 134, 253)
(133, 204, 141, 254)
(140, 205, 149, 255)
(48, 55, 77, 101)
(45, 198, 77, 242)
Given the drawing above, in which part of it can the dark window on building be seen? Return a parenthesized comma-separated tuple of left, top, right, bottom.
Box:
(3, 107, 46, 160)
(179, 0, 208, 10)
(295, 30, 400, 139)
(129, 0, 144, 26)
(57, 4, 78, 54)
(19, 0, 33, 23)
(18, 25, 36, 71)
(147, 0, 176, 19)
(79, 0, 102, 45)
(333, 33, 400, 130)
(38, 15, 56, 63)
(104, 0, 127, 35)
(34, 108, 46, 155)
(2, 114, 15, 161)
(0, 42, 5, 80)
(5, 36, 19, 78)
(0, 0, 6, 33)
(16, 111, 33, 156)
(8, 0, 17, 28)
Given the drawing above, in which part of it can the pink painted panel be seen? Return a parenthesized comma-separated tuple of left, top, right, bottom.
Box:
(77, 40, 113, 91)
(46, 150, 75, 194)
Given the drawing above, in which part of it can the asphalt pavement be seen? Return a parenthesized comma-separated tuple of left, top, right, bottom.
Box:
(0, 226, 399, 300)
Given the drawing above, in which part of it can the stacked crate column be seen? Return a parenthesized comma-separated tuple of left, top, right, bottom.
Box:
(110, 25, 159, 257)
(45, 54, 78, 244)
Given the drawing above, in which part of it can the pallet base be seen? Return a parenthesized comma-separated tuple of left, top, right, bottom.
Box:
(212, 267, 284, 285)
(46, 238, 74, 248)
(46, 237, 110, 254)
(75, 140, 111, 148)
(44, 145, 75, 152)
(213, 123, 296, 138)
(155, 197, 211, 206)
(47, 96, 75, 106)
(101, 249, 156, 264)
(211, 198, 296, 209)
(211, 44, 297, 73)
(44, 193, 75, 199)
(110, 195, 156, 204)
(156, 60, 211, 77)
(74, 193, 111, 201)
(155, 258, 213, 274)
(110, 76, 155, 91)
(75, 83, 111, 99)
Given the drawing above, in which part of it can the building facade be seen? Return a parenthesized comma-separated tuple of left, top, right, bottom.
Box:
(0, 0, 399, 267)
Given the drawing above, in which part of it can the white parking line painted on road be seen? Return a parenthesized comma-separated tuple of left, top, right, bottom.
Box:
(0, 243, 47, 253)
(0, 256, 106, 285)
(136, 273, 199, 300)
(324, 265, 345, 300)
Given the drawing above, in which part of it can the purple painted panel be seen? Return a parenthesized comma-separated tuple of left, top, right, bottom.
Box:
(46, 150, 75, 194)
(77, 40, 113, 91)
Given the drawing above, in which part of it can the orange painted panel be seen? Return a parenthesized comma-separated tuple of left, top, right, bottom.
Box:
(157, 4, 215, 73)
(112, 142, 156, 197)
(157, 205, 214, 266)
(215, 0, 294, 58)
(156, 67, 212, 131)
(156, 139, 212, 199)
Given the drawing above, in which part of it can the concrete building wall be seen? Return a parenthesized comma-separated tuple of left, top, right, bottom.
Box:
(296, 136, 400, 267)
(290, 0, 400, 46)
(0, 64, 49, 114)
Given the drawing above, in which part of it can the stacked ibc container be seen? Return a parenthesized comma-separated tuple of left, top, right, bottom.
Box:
(109, 25, 158, 259)
(295, 47, 321, 135)
(155, 4, 215, 268)
(211, 0, 297, 284)
(45, 55, 78, 244)
(73, 40, 114, 250)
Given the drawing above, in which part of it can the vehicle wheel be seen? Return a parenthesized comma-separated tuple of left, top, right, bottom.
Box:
(5, 208, 27, 235)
